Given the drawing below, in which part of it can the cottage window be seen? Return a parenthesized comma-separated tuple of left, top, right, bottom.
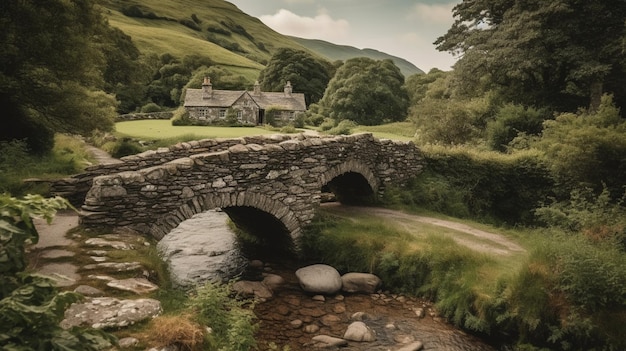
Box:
(237, 110, 243, 121)
(219, 109, 226, 119)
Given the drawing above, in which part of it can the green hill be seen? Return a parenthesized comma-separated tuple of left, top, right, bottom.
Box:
(288, 36, 424, 77)
(97, 0, 423, 81)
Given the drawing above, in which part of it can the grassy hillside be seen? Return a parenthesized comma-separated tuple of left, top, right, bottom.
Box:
(96, 0, 423, 81)
(289, 36, 424, 77)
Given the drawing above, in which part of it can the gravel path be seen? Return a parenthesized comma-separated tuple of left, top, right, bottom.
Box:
(321, 203, 526, 256)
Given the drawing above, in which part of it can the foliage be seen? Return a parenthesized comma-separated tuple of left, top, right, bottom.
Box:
(0, 0, 123, 153)
(535, 186, 626, 250)
(0, 194, 116, 350)
(110, 139, 143, 158)
(318, 57, 409, 125)
(0, 136, 93, 196)
(407, 70, 494, 145)
(187, 282, 257, 351)
(302, 208, 626, 350)
(258, 48, 333, 106)
(532, 95, 626, 198)
(325, 120, 357, 135)
(485, 104, 550, 152)
(402, 146, 554, 224)
(436, 0, 626, 112)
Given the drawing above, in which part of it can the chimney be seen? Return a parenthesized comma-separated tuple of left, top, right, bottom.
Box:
(253, 80, 261, 95)
(284, 81, 292, 97)
(202, 77, 212, 99)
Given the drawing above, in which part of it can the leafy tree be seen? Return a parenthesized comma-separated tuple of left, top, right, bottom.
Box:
(436, 0, 626, 113)
(534, 94, 626, 198)
(0, 194, 116, 349)
(485, 104, 549, 151)
(0, 0, 120, 153)
(258, 48, 333, 106)
(319, 58, 409, 125)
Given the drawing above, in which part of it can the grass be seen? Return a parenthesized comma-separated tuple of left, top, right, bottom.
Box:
(354, 121, 416, 141)
(0, 134, 96, 196)
(115, 119, 276, 139)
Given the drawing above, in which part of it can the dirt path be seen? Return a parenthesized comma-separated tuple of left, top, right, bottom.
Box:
(83, 144, 122, 165)
(321, 203, 526, 256)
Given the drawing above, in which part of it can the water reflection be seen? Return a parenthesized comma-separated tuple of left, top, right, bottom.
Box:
(157, 210, 246, 288)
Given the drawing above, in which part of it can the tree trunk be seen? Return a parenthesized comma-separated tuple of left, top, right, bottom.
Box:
(589, 80, 603, 112)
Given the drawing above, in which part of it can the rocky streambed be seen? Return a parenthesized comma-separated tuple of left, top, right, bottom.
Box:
(161, 211, 498, 351)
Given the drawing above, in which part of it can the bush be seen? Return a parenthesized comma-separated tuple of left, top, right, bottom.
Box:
(110, 139, 142, 158)
(140, 102, 162, 113)
(485, 104, 549, 152)
(397, 146, 554, 225)
(187, 282, 257, 351)
(327, 120, 357, 135)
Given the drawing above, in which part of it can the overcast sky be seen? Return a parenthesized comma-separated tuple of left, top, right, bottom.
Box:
(227, 0, 460, 72)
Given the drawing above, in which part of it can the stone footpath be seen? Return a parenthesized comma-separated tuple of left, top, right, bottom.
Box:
(29, 211, 494, 351)
(29, 210, 162, 349)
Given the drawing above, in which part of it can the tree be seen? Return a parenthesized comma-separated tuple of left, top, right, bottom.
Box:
(0, 0, 119, 153)
(318, 58, 409, 125)
(258, 48, 333, 106)
(436, 0, 626, 113)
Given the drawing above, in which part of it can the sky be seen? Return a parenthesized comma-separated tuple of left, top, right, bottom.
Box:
(226, 0, 460, 72)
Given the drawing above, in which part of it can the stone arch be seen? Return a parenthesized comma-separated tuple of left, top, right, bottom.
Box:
(148, 191, 302, 244)
(318, 160, 380, 197)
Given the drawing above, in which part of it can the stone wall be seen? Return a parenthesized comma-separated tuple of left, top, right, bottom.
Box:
(116, 112, 173, 121)
(79, 133, 424, 246)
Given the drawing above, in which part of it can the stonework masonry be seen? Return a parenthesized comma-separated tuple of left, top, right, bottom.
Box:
(76, 133, 424, 247)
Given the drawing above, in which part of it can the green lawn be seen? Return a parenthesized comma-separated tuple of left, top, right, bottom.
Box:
(115, 119, 276, 139)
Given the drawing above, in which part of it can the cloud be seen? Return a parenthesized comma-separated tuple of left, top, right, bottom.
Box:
(259, 9, 350, 42)
(408, 2, 456, 25)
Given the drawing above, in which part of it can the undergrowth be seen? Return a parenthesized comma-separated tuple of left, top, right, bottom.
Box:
(301, 209, 626, 350)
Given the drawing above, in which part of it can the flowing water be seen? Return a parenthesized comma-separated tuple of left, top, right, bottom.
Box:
(159, 210, 499, 350)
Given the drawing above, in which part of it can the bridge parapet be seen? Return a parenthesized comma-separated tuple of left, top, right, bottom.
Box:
(79, 133, 424, 246)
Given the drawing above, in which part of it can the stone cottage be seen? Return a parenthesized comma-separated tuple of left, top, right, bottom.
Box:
(183, 77, 306, 125)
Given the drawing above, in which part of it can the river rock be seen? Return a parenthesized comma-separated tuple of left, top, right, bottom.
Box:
(344, 321, 376, 342)
(232, 280, 273, 299)
(311, 335, 348, 347)
(118, 337, 140, 348)
(84, 237, 132, 250)
(341, 272, 382, 294)
(262, 273, 285, 291)
(295, 264, 342, 295)
(61, 297, 161, 329)
(74, 285, 104, 297)
(395, 341, 424, 351)
(106, 277, 159, 294)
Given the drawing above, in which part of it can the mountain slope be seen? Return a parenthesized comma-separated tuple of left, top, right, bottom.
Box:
(289, 37, 424, 77)
(96, 0, 423, 81)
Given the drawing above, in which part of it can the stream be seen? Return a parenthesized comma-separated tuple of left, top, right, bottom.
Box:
(158, 210, 499, 351)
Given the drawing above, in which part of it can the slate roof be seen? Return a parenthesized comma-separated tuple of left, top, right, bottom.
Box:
(183, 89, 306, 111)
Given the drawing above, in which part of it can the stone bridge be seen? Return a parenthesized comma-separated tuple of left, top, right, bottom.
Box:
(78, 133, 424, 249)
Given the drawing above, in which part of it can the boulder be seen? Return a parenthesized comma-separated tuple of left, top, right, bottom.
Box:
(261, 273, 285, 291)
(61, 297, 161, 329)
(295, 264, 342, 295)
(343, 321, 376, 342)
(232, 280, 273, 299)
(341, 272, 382, 294)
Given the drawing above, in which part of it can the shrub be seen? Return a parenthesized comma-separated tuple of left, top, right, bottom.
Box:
(327, 120, 357, 135)
(110, 139, 142, 158)
(187, 282, 257, 351)
(140, 102, 162, 113)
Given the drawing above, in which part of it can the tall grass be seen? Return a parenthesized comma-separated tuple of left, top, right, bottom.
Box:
(302, 209, 626, 350)
(0, 135, 95, 196)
